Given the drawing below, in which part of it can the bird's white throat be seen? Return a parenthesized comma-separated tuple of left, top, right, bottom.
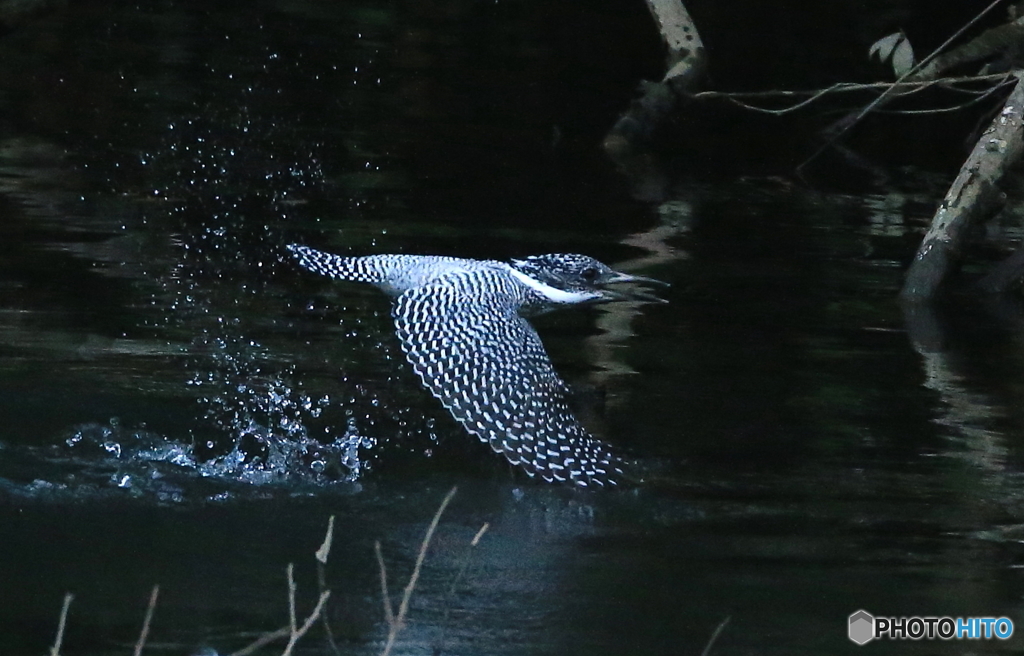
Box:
(508, 267, 603, 304)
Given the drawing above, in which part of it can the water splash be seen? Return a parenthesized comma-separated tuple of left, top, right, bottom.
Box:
(0, 413, 375, 504)
(5, 46, 427, 501)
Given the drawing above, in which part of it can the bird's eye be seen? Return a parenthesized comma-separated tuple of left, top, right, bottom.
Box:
(581, 267, 599, 281)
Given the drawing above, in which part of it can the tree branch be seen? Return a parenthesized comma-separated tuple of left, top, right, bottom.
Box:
(605, 0, 707, 155)
(901, 71, 1024, 301)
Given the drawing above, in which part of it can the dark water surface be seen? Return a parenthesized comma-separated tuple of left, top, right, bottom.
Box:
(2, 1, 1024, 654)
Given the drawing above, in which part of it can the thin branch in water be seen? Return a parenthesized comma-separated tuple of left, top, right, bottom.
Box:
(133, 585, 160, 656)
(470, 522, 489, 547)
(797, 0, 1009, 171)
(49, 593, 74, 656)
(375, 540, 395, 627)
(396, 487, 458, 627)
(227, 571, 332, 656)
(434, 522, 490, 655)
(287, 563, 298, 636)
(379, 486, 458, 656)
(700, 616, 731, 656)
(448, 523, 489, 599)
(316, 514, 336, 565)
(316, 515, 342, 656)
(227, 523, 339, 656)
(282, 590, 332, 656)
(226, 627, 291, 656)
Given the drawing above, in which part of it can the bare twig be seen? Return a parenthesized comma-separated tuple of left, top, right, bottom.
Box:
(315, 515, 336, 565)
(434, 522, 490, 654)
(287, 563, 298, 635)
(374, 541, 395, 627)
(133, 585, 160, 656)
(873, 79, 1015, 114)
(948, 80, 1021, 96)
(379, 486, 458, 656)
(396, 487, 457, 627)
(693, 73, 1013, 115)
(316, 515, 342, 656)
(49, 593, 74, 656)
(915, 12, 1024, 79)
(695, 73, 1012, 100)
(282, 590, 332, 656)
(700, 616, 731, 656)
(716, 83, 858, 115)
(902, 0, 1008, 81)
(226, 627, 291, 656)
(798, 0, 1009, 171)
(605, 0, 707, 154)
(226, 562, 332, 656)
(470, 522, 489, 547)
(449, 523, 491, 605)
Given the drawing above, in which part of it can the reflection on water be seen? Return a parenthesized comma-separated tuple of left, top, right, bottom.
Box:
(2, 1, 1024, 655)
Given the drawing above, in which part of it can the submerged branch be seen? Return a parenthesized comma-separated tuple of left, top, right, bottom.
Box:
(379, 486, 458, 656)
(700, 616, 731, 656)
(374, 541, 395, 628)
(48, 593, 74, 656)
(227, 627, 292, 656)
(228, 529, 336, 656)
(282, 590, 332, 656)
(316, 515, 343, 656)
(132, 585, 160, 656)
(433, 522, 491, 654)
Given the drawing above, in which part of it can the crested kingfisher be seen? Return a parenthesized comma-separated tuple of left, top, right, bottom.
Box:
(287, 244, 666, 487)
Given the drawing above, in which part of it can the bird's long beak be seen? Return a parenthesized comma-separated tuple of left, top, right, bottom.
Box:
(602, 271, 670, 303)
(606, 271, 670, 286)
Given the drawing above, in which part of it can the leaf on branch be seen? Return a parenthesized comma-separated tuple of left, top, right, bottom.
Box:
(869, 31, 916, 78)
(892, 38, 916, 77)
(869, 32, 902, 62)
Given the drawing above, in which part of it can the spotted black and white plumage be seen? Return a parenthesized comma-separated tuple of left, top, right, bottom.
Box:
(286, 244, 665, 487)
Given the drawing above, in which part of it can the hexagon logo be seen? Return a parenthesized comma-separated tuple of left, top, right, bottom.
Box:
(849, 610, 875, 645)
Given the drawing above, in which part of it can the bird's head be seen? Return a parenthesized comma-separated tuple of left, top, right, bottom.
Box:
(509, 254, 667, 304)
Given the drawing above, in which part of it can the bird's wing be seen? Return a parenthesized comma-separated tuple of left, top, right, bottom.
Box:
(393, 272, 621, 487)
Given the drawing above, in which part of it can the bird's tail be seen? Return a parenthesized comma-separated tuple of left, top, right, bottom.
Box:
(286, 244, 388, 284)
